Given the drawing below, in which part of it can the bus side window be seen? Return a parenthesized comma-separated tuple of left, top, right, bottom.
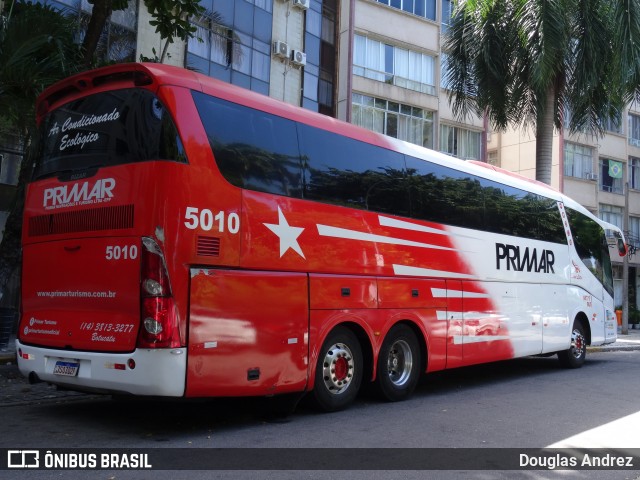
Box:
(192, 91, 303, 198)
(405, 155, 566, 244)
(405, 156, 485, 230)
(298, 124, 409, 217)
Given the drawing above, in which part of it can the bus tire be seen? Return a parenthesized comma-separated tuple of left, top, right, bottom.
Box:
(376, 324, 421, 402)
(558, 320, 587, 368)
(312, 326, 363, 412)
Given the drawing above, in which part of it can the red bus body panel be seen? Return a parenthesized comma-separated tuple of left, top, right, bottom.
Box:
(22, 238, 139, 351)
(187, 270, 309, 397)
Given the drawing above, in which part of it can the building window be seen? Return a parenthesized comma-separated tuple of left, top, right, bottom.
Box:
(353, 34, 436, 95)
(599, 204, 624, 230)
(186, 1, 272, 96)
(440, 52, 452, 90)
(629, 216, 640, 249)
(629, 113, 640, 147)
(441, 0, 453, 32)
(352, 93, 434, 148)
(75, 0, 137, 63)
(564, 142, 593, 179)
(630, 157, 640, 190)
(375, 0, 436, 21)
(440, 124, 481, 160)
(602, 113, 622, 135)
(303, 0, 338, 116)
(599, 158, 624, 194)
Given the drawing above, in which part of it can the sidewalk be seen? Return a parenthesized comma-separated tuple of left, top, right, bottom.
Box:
(1, 329, 639, 407)
(589, 326, 640, 352)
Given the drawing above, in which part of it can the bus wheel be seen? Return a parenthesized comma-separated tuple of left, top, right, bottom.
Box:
(376, 324, 421, 402)
(558, 320, 587, 368)
(312, 326, 363, 412)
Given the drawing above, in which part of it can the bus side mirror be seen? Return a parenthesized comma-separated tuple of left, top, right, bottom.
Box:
(617, 238, 627, 257)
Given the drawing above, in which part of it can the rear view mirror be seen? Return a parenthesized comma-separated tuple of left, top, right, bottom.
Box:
(617, 238, 627, 257)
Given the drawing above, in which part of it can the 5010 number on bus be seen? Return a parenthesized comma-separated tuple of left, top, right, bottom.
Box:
(184, 207, 240, 233)
(105, 245, 138, 260)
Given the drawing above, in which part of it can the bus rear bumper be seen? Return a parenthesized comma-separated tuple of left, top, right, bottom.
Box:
(15, 340, 186, 397)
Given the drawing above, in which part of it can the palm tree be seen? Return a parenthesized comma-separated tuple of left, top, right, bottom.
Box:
(0, 1, 82, 305)
(443, 0, 640, 185)
(80, 0, 129, 67)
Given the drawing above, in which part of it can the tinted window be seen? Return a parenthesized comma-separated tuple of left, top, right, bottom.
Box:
(36, 89, 186, 180)
(405, 156, 484, 229)
(298, 124, 409, 216)
(192, 91, 566, 245)
(193, 91, 303, 197)
(406, 155, 566, 243)
(483, 181, 530, 236)
(538, 197, 567, 243)
(483, 182, 566, 243)
(566, 207, 613, 295)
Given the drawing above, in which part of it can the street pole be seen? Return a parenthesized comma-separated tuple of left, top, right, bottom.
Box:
(622, 181, 629, 335)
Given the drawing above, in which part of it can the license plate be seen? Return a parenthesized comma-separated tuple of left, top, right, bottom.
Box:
(53, 360, 79, 377)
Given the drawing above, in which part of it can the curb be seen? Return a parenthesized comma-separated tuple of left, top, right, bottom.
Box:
(588, 344, 640, 353)
(0, 352, 15, 365)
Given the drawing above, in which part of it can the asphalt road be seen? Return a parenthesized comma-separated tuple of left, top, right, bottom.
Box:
(1, 350, 640, 480)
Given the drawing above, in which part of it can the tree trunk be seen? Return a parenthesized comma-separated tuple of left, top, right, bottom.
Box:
(0, 135, 33, 308)
(81, 0, 114, 68)
(535, 85, 556, 186)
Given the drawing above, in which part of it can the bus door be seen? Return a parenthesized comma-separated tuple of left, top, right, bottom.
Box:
(539, 284, 573, 353)
(513, 283, 544, 355)
(186, 269, 309, 397)
(456, 282, 545, 366)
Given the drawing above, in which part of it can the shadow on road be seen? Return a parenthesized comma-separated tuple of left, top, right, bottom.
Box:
(16, 354, 605, 442)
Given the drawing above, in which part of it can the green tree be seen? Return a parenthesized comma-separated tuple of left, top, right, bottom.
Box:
(144, 0, 205, 63)
(0, 1, 83, 305)
(443, 0, 640, 185)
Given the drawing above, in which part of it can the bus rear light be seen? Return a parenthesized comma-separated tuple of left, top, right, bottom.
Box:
(141, 238, 171, 297)
(143, 316, 163, 335)
(19, 349, 34, 360)
(138, 297, 180, 348)
(128, 358, 136, 370)
(133, 71, 153, 86)
(138, 238, 180, 349)
(142, 279, 164, 296)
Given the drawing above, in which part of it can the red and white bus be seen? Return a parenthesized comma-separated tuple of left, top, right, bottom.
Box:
(16, 63, 626, 411)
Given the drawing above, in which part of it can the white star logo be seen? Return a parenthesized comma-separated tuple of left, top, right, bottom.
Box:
(264, 207, 306, 258)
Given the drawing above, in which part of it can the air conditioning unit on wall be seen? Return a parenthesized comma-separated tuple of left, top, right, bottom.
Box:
(585, 172, 598, 181)
(290, 49, 307, 67)
(292, 0, 310, 10)
(273, 41, 289, 58)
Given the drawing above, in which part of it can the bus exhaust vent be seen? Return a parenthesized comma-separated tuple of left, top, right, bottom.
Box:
(197, 236, 220, 257)
(29, 204, 134, 236)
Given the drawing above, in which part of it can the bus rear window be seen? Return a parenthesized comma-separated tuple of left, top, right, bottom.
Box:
(35, 89, 186, 180)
